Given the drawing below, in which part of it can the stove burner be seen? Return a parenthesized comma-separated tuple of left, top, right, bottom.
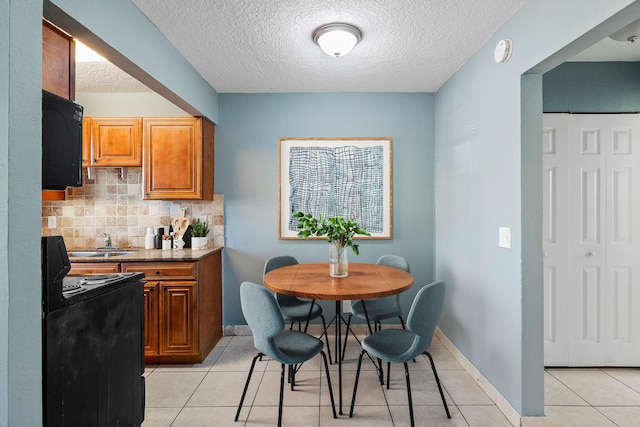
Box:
(84, 274, 112, 281)
(77, 273, 137, 286)
(62, 283, 84, 295)
(59, 273, 142, 300)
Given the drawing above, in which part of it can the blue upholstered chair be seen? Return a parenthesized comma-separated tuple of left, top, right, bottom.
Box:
(235, 282, 336, 426)
(264, 255, 332, 363)
(342, 255, 410, 360)
(349, 281, 450, 427)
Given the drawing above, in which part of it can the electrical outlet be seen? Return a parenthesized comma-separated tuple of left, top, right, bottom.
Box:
(47, 216, 57, 229)
(499, 227, 511, 249)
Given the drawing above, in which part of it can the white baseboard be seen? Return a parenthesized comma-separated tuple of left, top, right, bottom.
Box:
(434, 327, 526, 427)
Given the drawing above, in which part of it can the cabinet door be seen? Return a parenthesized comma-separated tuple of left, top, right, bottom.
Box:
(160, 282, 198, 355)
(89, 118, 142, 166)
(82, 117, 91, 167)
(143, 282, 160, 356)
(143, 117, 214, 200)
(42, 20, 75, 100)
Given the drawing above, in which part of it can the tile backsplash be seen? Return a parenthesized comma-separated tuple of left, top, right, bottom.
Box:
(42, 168, 224, 249)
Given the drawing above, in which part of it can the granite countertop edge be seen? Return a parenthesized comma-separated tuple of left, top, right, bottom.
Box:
(68, 246, 224, 262)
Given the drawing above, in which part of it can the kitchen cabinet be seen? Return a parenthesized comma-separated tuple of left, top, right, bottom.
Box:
(143, 282, 159, 356)
(69, 262, 120, 275)
(122, 250, 222, 363)
(143, 117, 214, 200)
(125, 262, 198, 358)
(42, 20, 75, 201)
(42, 20, 75, 101)
(83, 117, 143, 167)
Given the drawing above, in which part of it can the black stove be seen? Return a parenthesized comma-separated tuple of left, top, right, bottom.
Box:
(62, 273, 144, 299)
(42, 236, 146, 426)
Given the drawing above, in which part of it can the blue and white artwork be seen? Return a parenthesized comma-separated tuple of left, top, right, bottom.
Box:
(279, 138, 392, 239)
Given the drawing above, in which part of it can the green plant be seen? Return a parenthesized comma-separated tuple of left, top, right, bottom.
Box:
(293, 211, 370, 255)
(190, 218, 210, 237)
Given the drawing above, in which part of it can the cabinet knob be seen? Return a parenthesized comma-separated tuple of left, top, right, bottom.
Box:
(93, 158, 97, 162)
(163, 286, 168, 291)
(155, 271, 161, 275)
(587, 251, 596, 257)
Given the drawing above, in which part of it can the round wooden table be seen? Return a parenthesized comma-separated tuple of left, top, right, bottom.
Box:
(263, 262, 414, 414)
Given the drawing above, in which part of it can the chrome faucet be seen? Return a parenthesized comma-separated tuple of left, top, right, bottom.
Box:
(103, 233, 111, 248)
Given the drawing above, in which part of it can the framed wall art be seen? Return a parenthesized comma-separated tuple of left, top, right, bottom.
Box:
(279, 137, 392, 240)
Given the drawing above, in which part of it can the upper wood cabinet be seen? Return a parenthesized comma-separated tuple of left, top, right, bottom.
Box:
(42, 20, 75, 100)
(83, 117, 143, 167)
(42, 20, 75, 201)
(143, 117, 214, 200)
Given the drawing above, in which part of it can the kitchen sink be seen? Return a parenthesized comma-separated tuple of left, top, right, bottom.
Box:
(102, 251, 135, 257)
(69, 251, 101, 257)
(68, 250, 136, 258)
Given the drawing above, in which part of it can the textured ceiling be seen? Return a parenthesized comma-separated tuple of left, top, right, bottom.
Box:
(127, 0, 527, 93)
(76, 1, 640, 94)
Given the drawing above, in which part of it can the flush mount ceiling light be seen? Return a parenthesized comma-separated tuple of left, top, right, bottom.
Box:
(609, 18, 640, 43)
(312, 23, 362, 58)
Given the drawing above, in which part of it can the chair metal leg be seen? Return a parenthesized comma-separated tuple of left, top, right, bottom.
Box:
(404, 362, 415, 427)
(289, 364, 295, 390)
(278, 363, 285, 427)
(235, 352, 263, 422)
(424, 351, 451, 418)
(386, 361, 391, 389)
(349, 349, 366, 417)
(320, 350, 337, 418)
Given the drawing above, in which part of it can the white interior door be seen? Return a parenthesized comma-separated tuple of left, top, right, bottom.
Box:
(543, 113, 640, 366)
(542, 114, 570, 365)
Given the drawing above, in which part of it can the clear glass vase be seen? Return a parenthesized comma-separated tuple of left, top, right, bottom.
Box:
(329, 242, 348, 278)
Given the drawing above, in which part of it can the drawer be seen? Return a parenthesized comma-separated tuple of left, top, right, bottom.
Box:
(69, 262, 120, 275)
(122, 262, 197, 280)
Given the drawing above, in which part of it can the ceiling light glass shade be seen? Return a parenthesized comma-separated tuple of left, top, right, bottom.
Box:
(609, 18, 640, 43)
(313, 23, 362, 57)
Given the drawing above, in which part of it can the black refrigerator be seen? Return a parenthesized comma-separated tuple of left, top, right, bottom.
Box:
(41, 236, 145, 426)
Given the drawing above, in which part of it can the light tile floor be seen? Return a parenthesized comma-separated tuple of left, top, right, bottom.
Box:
(142, 331, 640, 427)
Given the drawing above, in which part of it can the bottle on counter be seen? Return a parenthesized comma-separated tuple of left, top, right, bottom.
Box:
(154, 227, 164, 250)
(145, 227, 155, 249)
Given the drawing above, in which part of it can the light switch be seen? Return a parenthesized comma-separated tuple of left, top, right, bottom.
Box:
(499, 227, 511, 249)
(47, 216, 57, 229)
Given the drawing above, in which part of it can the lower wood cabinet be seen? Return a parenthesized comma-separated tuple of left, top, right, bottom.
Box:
(69, 250, 222, 364)
(123, 251, 222, 363)
(142, 280, 198, 358)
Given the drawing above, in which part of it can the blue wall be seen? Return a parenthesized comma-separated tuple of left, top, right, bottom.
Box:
(1, 1, 42, 424)
(543, 62, 640, 112)
(435, 0, 640, 417)
(217, 93, 435, 325)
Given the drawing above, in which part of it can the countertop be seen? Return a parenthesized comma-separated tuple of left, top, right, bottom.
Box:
(68, 246, 223, 262)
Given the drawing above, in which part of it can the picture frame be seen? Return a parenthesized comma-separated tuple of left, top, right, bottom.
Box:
(279, 137, 392, 240)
